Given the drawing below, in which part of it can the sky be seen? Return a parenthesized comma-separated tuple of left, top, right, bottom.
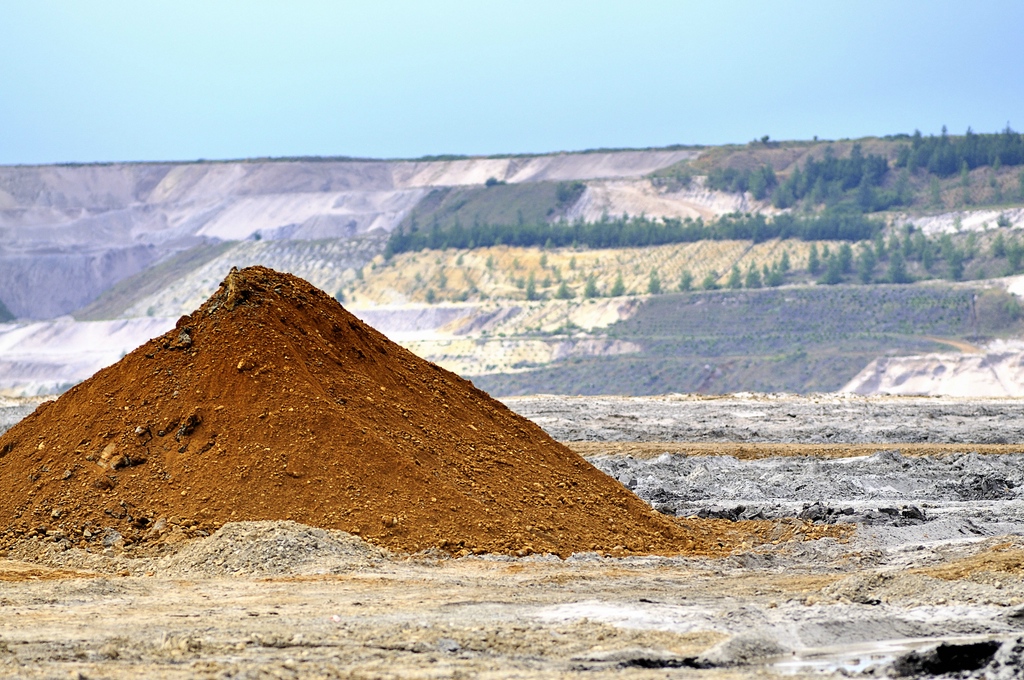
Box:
(2, 1, 1023, 164)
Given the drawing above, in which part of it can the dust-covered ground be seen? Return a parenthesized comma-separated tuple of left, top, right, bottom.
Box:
(4, 395, 1024, 678)
(0, 397, 46, 433)
(503, 393, 1024, 445)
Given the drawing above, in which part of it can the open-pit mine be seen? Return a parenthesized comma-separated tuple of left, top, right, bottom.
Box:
(0, 269, 1023, 679)
(4, 136, 1024, 677)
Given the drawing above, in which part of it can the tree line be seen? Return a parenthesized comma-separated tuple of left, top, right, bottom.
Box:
(384, 209, 885, 257)
(705, 165, 777, 199)
(895, 126, 1024, 177)
(708, 144, 907, 212)
(609, 227, 1024, 300)
(520, 224, 1024, 302)
(809, 224, 1024, 286)
(706, 128, 1024, 213)
(771, 144, 904, 211)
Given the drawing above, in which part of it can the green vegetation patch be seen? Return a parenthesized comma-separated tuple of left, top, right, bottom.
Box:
(670, 129, 1024, 214)
(895, 126, 1024, 177)
(387, 209, 883, 256)
(473, 284, 1022, 396)
(399, 181, 585, 236)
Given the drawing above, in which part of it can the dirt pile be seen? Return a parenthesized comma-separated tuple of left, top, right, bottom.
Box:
(157, 521, 389, 577)
(0, 266, 698, 557)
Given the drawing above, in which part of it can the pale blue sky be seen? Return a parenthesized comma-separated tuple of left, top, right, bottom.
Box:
(2, 1, 1022, 164)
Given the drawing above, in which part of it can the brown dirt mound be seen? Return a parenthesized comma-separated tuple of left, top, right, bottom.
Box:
(0, 266, 701, 557)
(914, 542, 1024, 581)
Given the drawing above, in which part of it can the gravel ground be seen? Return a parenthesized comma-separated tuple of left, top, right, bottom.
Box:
(4, 525, 1024, 679)
(502, 393, 1024, 444)
(590, 450, 1024, 545)
(0, 397, 46, 435)
(3, 395, 1024, 678)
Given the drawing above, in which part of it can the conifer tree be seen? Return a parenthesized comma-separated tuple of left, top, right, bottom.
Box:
(525, 271, 538, 300)
(807, 244, 821, 274)
(857, 244, 876, 283)
(647, 269, 662, 295)
(744, 262, 762, 288)
(727, 265, 742, 289)
(888, 250, 912, 284)
(610, 272, 626, 297)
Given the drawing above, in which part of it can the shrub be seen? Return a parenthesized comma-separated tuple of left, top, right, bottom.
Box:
(992, 233, 1007, 258)
(1009, 238, 1024, 272)
(556, 181, 585, 204)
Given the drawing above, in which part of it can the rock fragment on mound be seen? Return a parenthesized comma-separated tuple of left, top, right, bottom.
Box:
(0, 266, 696, 557)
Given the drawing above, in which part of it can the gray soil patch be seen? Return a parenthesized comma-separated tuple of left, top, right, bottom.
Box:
(0, 398, 47, 435)
(4, 394, 1024, 678)
(590, 450, 1024, 540)
(504, 393, 1024, 444)
(158, 520, 390, 577)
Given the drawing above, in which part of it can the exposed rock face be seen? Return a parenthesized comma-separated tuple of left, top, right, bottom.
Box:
(842, 351, 1024, 397)
(0, 316, 177, 397)
(0, 152, 694, 319)
(0, 245, 160, 319)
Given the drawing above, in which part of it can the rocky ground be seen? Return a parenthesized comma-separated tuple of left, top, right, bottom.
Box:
(503, 393, 1024, 444)
(0, 397, 45, 431)
(3, 394, 1024, 678)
